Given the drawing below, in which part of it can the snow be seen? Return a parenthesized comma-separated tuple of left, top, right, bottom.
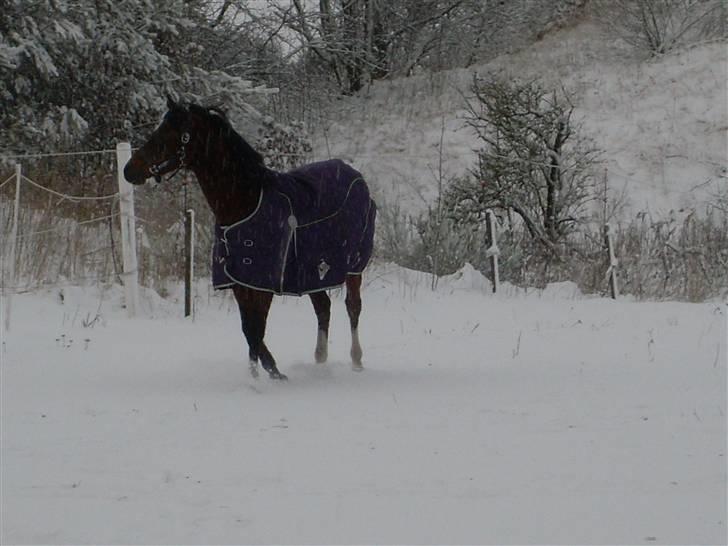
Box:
(313, 22, 727, 218)
(2, 264, 726, 544)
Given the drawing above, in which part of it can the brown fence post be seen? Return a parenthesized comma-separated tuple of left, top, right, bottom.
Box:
(184, 209, 195, 318)
(485, 209, 500, 293)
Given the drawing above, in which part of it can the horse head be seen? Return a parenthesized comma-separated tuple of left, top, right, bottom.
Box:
(124, 96, 205, 185)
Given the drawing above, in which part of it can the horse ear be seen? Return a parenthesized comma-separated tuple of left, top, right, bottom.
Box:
(166, 94, 177, 111)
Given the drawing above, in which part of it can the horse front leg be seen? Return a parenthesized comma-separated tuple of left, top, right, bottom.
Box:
(309, 291, 331, 363)
(232, 286, 287, 381)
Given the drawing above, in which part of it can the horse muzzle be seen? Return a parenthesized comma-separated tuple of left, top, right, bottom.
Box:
(123, 159, 148, 185)
(148, 156, 181, 182)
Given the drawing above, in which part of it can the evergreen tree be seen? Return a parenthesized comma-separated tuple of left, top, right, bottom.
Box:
(0, 0, 276, 156)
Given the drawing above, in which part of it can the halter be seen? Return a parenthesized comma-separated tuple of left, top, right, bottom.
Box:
(149, 131, 190, 183)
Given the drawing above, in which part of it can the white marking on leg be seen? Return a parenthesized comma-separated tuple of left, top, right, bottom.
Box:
(315, 330, 328, 363)
(351, 328, 363, 370)
(249, 359, 259, 379)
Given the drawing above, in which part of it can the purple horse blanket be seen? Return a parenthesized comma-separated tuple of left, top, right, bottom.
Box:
(212, 159, 376, 295)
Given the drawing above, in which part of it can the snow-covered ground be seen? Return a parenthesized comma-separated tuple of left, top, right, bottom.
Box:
(2, 264, 726, 544)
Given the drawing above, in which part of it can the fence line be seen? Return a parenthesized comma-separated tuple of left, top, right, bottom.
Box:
(12, 273, 121, 294)
(11, 213, 121, 241)
(1, 139, 723, 315)
(1, 160, 701, 204)
(1, 144, 720, 168)
(133, 214, 161, 227)
(0, 174, 15, 190)
(1, 151, 131, 331)
(0, 148, 119, 161)
(20, 175, 119, 202)
(0, 143, 181, 324)
(2, 148, 720, 200)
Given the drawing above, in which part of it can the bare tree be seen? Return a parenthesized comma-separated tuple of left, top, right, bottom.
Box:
(270, 0, 465, 94)
(447, 76, 601, 255)
(594, 0, 725, 55)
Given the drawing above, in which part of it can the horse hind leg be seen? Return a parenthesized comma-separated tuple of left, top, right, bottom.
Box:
(247, 347, 260, 378)
(345, 274, 364, 371)
(309, 291, 331, 363)
(236, 317, 261, 378)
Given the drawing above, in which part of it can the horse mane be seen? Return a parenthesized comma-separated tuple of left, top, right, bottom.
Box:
(187, 103, 267, 174)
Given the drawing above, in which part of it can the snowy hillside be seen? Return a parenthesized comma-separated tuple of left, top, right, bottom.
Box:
(2, 264, 726, 544)
(312, 21, 727, 217)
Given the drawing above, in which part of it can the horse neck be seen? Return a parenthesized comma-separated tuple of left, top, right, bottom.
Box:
(189, 132, 268, 226)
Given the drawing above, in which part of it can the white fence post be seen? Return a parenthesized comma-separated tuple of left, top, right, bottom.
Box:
(485, 209, 500, 293)
(3, 163, 22, 332)
(116, 142, 139, 317)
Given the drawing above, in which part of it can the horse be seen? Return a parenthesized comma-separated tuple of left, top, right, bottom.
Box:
(124, 96, 377, 381)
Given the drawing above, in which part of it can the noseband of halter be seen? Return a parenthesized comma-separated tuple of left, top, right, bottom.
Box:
(149, 131, 190, 183)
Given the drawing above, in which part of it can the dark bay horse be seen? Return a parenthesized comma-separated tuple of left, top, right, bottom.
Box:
(124, 97, 376, 380)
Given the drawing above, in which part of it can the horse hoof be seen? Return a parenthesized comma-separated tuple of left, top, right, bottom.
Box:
(249, 362, 260, 379)
(269, 371, 288, 381)
(351, 362, 364, 372)
(315, 346, 328, 363)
